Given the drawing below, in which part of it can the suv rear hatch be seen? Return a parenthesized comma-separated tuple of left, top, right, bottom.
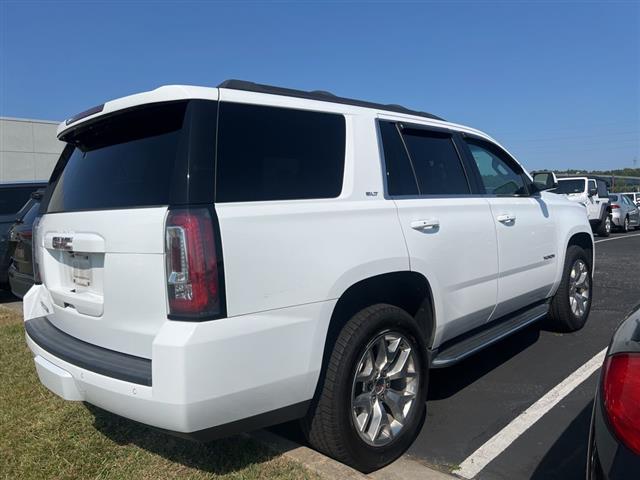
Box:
(37, 99, 219, 358)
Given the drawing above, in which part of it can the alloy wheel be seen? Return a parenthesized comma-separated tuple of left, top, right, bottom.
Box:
(351, 332, 420, 447)
(568, 259, 590, 318)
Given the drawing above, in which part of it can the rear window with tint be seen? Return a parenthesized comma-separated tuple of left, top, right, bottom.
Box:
(216, 103, 345, 202)
(47, 102, 190, 213)
(0, 187, 39, 216)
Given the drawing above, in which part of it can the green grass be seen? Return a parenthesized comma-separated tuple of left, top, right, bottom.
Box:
(0, 309, 317, 480)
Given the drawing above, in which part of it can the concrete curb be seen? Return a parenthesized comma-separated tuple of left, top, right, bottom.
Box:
(248, 430, 457, 480)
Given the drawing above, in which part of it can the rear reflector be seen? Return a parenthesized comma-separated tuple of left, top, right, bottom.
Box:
(165, 208, 223, 320)
(602, 353, 640, 455)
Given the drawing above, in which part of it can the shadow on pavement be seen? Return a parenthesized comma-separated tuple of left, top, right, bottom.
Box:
(86, 404, 280, 476)
(428, 324, 541, 400)
(530, 401, 593, 480)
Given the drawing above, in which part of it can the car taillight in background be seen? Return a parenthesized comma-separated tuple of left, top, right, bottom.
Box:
(165, 207, 225, 320)
(611, 204, 620, 210)
(32, 216, 42, 284)
(602, 353, 640, 455)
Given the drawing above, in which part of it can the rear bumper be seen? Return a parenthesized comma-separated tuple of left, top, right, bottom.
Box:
(610, 212, 623, 227)
(24, 299, 334, 438)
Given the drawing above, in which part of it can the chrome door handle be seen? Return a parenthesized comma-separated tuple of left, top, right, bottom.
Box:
(411, 219, 440, 231)
(497, 213, 516, 224)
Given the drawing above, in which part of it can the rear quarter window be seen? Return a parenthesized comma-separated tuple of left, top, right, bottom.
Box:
(215, 103, 346, 202)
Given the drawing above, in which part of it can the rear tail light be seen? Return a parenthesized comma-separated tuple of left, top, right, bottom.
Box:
(32, 216, 42, 284)
(602, 353, 640, 455)
(165, 207, 224, 320)
(611, 204, 620, 209)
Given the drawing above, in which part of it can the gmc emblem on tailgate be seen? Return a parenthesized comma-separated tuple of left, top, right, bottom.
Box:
(52, 236, 73, 251)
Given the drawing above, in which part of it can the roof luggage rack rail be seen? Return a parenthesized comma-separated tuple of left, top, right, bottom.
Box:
(217, 79, 445, 121)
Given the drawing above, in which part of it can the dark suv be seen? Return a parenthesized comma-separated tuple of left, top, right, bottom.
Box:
(0, 182, 47, 287)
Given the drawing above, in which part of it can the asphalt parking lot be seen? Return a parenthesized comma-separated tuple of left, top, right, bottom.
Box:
(405, 232, 640, 479)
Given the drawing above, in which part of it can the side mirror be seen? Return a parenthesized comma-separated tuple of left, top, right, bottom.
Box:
(588, 187, 598, 197)
(532, 171, 558, 191)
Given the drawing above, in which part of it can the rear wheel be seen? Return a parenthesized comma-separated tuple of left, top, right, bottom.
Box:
(303, 304, 428, 472)
(596, 214, 611, 237)
(549, 245, 592, 332)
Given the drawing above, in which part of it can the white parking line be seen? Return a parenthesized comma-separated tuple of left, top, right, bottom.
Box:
(595, 233, 640, 244)
(453, 348, 607, 479)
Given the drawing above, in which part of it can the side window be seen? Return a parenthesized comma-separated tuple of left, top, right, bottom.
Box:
(378, 121, 419, 196)
(465, 139, 527, 196)
(216, 103, 346, 202)
(588, 180, 597, 194)
(400, 128, 470, 195)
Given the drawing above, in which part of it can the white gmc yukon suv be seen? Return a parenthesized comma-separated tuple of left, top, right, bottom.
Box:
(24, 81, 594, 472)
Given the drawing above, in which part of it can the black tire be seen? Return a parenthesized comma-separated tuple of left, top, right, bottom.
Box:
(549, 245, 593, 332)
(596, 214, 611, 237)
(302, 304, 428, 473)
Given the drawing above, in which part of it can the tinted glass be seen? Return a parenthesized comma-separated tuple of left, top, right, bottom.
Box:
(597, 181, 609, 197)
(609, 194, 619, 202)
(47, 102, 190, 213)
(0, 187, 38, 215)
(216, 103, 345, 202)
(379, 122, 418, 196)
(555, 179, 586, 194)
(466, 140, 527, 195)
(400, 129, 469, 195)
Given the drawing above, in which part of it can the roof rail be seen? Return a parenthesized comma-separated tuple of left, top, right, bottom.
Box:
(217, 79, 445, 121)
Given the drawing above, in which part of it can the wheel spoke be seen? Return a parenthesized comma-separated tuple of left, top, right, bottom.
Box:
(353, 393, 373, 432)
(355, 349, 376, 383)
(366, 398, 386, 442)
(387, 347, 410, 380)
(383, 388, 414, 424)
(374, 336, 389, 370)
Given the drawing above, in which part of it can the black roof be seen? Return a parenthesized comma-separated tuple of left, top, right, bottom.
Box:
(217, 79, 445, 121)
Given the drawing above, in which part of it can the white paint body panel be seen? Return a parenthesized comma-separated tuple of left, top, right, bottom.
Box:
(25, 83, 593, 434)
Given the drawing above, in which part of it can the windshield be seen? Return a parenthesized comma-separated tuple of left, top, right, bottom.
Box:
(554, 179, 586, 194)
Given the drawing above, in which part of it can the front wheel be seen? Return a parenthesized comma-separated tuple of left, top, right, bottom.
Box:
(549, 245, 593, 332)
(303, 304, 428, 472)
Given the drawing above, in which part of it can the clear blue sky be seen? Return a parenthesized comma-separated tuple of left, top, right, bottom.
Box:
(1, 1, 638, 171)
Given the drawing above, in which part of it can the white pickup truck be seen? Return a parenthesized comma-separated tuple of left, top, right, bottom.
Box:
(23, 80, 595, 472)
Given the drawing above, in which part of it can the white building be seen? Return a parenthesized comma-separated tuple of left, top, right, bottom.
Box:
(0, 117, 63, 182)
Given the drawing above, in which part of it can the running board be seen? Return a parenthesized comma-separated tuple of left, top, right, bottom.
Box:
(431, 303, 549, 368)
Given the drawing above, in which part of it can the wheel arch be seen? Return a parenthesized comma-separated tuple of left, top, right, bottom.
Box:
(562, 232, 596, 276)
(312, 271, 435, 400)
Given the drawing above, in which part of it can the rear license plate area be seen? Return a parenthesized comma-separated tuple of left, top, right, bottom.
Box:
(71, 253, 92, 288)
